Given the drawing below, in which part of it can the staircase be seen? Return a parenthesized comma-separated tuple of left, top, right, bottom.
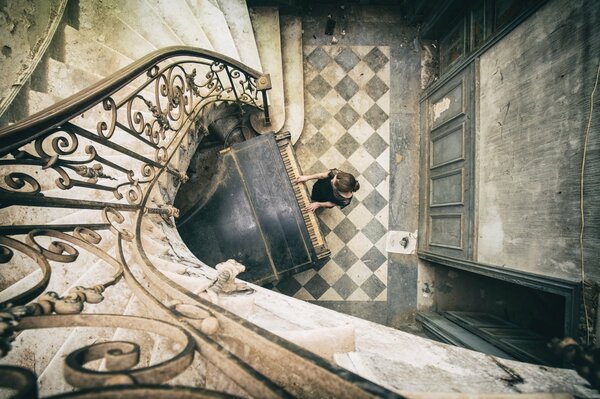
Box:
(0, 0, 303, 142)
(0, 1, 332, 397)
(1, 1, 598, 398)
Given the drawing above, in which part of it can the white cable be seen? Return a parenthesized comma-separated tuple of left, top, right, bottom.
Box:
(580, 60, 600, 345)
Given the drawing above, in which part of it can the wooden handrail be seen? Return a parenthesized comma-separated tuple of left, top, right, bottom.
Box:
(0, 46, 264, 156)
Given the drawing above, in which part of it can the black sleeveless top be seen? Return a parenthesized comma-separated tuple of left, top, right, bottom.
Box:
(310, 169, 352, 209)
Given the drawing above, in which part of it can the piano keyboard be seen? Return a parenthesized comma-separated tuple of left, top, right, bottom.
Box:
(276, 132, 330, 260)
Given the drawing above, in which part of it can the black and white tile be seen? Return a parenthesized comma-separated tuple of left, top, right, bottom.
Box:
(273, 45, 390, 302)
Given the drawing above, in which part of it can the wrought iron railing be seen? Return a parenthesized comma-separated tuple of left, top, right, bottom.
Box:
(0, 46, 398, 398)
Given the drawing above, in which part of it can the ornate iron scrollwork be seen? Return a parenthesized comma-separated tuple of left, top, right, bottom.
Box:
(0, 47, 273, 397)
(0, 47, 395, 399)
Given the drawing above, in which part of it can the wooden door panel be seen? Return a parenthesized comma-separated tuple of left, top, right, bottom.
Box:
(420, 65, 475, 259)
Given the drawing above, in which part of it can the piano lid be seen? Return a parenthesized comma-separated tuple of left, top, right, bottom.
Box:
(176, 133, 324, 285)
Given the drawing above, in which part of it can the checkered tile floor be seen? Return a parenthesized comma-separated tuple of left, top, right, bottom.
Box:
(272, 45, 390, 302)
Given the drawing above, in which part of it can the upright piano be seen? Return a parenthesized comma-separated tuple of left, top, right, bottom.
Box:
(177, 132, 330, 285)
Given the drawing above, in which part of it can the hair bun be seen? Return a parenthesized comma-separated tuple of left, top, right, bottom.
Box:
(354, 181, 360, 192)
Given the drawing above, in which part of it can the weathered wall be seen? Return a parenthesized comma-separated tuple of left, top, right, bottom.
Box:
(477, 0, 600, 281)
(0, 0, 65, 118)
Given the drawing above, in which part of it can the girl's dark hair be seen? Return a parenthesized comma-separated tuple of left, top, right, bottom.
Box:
(335, 171, 360, 193)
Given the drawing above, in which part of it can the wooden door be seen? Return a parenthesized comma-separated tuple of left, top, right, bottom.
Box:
(419, 65, 475, 260)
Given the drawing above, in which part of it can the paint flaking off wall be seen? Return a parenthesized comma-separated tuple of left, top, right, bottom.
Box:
(433, 97, 451, 120)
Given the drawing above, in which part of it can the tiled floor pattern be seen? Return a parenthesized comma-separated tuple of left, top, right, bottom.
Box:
(273, 45, 390, 302)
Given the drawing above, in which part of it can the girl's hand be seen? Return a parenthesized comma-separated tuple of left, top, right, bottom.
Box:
(295, 175, 309, 184)
(306, 202, 320, 213)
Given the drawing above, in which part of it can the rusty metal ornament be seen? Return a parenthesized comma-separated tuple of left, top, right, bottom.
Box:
(0, 47, 298, 398)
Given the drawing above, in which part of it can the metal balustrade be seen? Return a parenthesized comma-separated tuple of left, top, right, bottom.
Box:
(0, 46, 396, 398)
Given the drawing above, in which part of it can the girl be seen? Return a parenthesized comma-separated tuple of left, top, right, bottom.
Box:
(295, 169, 360, 212)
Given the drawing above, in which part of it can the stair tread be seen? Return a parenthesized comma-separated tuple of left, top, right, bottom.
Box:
(62, 25, 134, 77)
(26, 90, 63, 116)
(280, 15, 304, 144)
(112, 1, 185, 49)
(185, 0, 240, 60)
(249, 7, 285, 133)
(37, 280, 134, 395)
(216, 0, 262, 71)
(77, 0, 158, 59)
(145, 0, 213, 50)
(1, 259, 126, 381)
(44, 57, 106, 99)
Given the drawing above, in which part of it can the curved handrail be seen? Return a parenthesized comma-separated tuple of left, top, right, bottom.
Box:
(0, 46, 265, 157)
(0, 46, 399, 398)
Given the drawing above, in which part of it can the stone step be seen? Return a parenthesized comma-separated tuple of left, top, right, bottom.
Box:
(43, 57, 106, 99)
(108, 290, 157, 370)
(0, 206, 105, 233)
(77, 0, 158, 60)
(0, 228, 115, 304)
(273, 325, 355, 362)
(0, 82, 29, 127)
(25, 78, 154, 125)
(36, 280, 134, 396)
(185, 0, 239, 60)
(280, 15, 304, 144)
(112, 1, 185, 49)
(0, 256, 126, 385)
(26, 90, 62, 116)
(249, 7, 285, 134)
(62, 25, 134, 78)
(145, 0, 213, 50)
(216, 0, 262, 71)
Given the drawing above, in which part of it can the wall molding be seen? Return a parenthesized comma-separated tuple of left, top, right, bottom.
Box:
(419, 0, 549, 103)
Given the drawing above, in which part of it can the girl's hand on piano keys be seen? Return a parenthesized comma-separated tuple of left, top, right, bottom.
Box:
(306, 202, 320, 212)
(295, 175, 309, 184)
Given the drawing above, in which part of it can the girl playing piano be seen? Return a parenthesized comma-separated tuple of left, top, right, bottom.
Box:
(294, 169, 360, 212)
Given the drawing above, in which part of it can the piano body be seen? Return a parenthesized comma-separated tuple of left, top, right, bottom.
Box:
(176, 132, 330, 285)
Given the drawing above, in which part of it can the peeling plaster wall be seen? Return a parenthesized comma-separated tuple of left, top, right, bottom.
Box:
(477, 0, 600, 281)
(0, 0, 63, 115)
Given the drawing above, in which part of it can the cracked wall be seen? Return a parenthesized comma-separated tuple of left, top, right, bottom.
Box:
(477, 0, 600, 283)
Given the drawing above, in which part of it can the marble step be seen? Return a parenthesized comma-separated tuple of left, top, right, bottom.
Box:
(111, 1, 185, 49)
(0, 256, 126, 381)
(249, 7, 285, 134)
(77, 0, 158, 60)
(107, 290, 159, 371)
(3, 144, 154, 195)
(185, 0, 239, 60)
(145, 0, 213, 50)
(36, 287, 133, 396)
(0, 206, 107, 234)
(25, 82, 154, 131)
(26, 90, 62, 116)
(216, 0, 262, 71)
(0, 227, 116, 304)
(273, 325, 355, 362)
(43, 57, 106, 99)
(280, 15, 304, 144)
(61, 25, 134, 78)
(0, 83, 29, 127)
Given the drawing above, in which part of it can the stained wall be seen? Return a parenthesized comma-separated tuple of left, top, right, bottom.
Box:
(477, 0, 600, 283)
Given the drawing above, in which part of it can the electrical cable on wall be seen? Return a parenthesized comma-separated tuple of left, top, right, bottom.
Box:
(580, 60, 600, 345)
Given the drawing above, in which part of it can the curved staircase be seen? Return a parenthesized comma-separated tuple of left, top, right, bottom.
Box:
(0, 0, 342, 397)
(0, 1, 597, 398)
(0, 0, 301, 142)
